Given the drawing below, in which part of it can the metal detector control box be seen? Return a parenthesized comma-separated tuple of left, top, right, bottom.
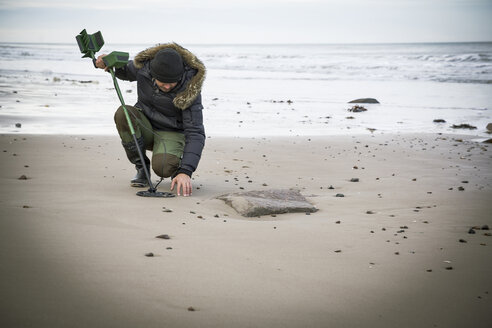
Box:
(76, 29, 104, 59)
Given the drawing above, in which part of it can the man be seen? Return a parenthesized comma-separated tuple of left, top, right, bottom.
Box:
(95, 44, 206, 197)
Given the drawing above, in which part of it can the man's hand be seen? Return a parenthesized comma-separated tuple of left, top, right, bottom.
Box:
(95, 54, 109, 71)
(171, 173, 192, 196)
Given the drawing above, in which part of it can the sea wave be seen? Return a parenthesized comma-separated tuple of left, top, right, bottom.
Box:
(1, 42, 492, 85)
(414, 53, 491, 63)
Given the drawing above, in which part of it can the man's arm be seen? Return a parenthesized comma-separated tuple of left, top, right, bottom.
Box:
(170, 95, 205, 197)
(178, 94, 206, 176)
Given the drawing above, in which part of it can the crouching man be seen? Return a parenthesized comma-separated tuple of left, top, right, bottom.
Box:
(96, 44, 206, 196)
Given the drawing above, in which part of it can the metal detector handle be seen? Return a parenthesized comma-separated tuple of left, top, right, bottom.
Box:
(87, 51, 97, 69)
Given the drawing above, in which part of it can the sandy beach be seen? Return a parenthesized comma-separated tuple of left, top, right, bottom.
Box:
(1, 132, 491, 327)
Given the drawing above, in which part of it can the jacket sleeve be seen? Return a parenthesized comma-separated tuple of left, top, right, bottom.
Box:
(115, 60, 138, 81)
(176, 94, 205, 177)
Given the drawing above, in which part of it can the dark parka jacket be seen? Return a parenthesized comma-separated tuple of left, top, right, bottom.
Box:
(115, 43, 206, 177)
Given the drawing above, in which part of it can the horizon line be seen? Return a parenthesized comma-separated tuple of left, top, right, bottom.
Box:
(1, 40, 491, 46)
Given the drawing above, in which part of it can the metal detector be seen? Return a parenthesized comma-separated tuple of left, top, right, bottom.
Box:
(76, 29, 174, 198)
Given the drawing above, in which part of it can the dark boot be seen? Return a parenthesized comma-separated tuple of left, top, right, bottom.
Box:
(122, 137, 150, 188)
(131, 167, 148, 187)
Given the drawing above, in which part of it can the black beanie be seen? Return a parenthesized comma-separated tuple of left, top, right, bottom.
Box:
(150, 48, 184, 83)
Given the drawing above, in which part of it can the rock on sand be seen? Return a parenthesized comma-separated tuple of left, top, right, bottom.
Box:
(348, 98, 380, 104)
(217, 189, 318, 217)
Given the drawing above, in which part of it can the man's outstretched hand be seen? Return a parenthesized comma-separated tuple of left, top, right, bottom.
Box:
(171, 173, 192, 197)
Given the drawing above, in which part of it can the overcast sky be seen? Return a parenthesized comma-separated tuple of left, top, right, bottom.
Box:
(0, 0, 491, 44)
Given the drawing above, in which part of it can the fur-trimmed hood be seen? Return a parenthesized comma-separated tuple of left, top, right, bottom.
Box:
(134, 43, 206, 110)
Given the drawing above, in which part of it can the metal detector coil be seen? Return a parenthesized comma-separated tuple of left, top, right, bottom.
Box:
(137, 190, 175, 198)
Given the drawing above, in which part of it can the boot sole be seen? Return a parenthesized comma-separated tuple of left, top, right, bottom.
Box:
(131, 182, 148, 188)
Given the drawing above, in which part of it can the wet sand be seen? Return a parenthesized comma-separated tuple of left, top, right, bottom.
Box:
(1, 133, 491, 327)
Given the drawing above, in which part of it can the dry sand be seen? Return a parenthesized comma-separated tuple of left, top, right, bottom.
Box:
(1, 132, 491, 328)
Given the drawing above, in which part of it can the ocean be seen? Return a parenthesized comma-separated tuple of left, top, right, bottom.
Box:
(0, 42, 491, 137)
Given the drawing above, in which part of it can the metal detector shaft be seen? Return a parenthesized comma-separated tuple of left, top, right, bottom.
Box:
(109, 68, 156, 192)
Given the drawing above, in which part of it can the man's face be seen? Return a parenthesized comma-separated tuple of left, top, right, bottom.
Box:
(155, 79, 178, 93)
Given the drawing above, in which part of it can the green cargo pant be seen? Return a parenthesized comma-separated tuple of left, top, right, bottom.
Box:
(114, 105, 185, 178)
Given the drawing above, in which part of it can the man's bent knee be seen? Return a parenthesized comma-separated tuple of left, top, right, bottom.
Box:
(114, 106, 129, 129)
(114, 106, 140, 128)
(152, 153, 180, 178)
